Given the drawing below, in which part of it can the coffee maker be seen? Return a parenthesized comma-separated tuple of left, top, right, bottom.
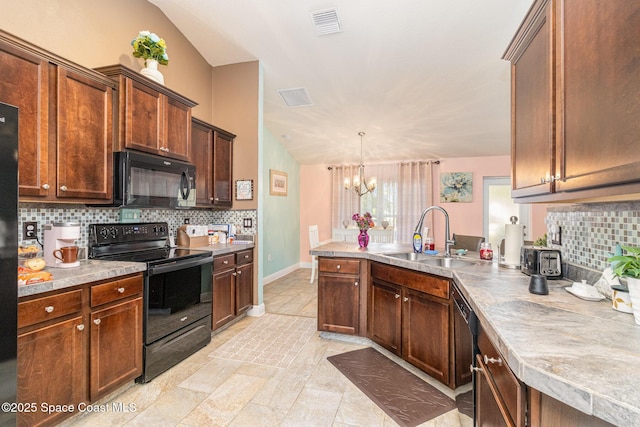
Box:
(44, 222, 81, 268)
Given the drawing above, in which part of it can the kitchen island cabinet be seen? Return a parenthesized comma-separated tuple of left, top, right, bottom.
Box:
(0, 31, 115, 203)
(95, 64, 197, 162)
(317, 257, 364, 335)
(504, 0, 640, 202)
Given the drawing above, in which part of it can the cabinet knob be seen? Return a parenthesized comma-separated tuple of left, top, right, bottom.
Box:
(354, 281, 359, 287)
(117, 287, 125, 293)
(470, 365, 483, 373)
(77, 324, 85, 331)
(237, 270, 242, 275)
(232, 272, 237, 276)
(180, 316, 188, 322)
(395, 294, 400, 299)
(42, 184, 50, 190)
(60, 185, 68, 192)
(93, 319, 101, 325)
(244, 255, 249, 259)
(403, 297, 409, 302)
(44, 306, 54, 313)
(214, 198, 220, 201)
(336, 265, 341, 270)
(484, 355, 502, 366)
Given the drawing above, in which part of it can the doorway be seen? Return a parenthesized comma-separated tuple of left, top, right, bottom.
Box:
(482, 177, 531, 251)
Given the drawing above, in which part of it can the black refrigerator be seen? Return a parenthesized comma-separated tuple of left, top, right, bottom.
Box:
(0, 102, 18, 426)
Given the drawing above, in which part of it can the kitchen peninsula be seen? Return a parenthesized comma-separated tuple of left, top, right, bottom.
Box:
(312, 241, 638, 426)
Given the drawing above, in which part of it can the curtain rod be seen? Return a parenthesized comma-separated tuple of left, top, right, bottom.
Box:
(328, 160, 440, 170)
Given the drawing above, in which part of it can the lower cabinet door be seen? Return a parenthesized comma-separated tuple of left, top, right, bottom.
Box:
(475, 354, 509, 427)
(17, 316, 85, 427)
(235, 263, 253, 315)
(213, 268, 235, 330)
(317, 273, 360, 335)
(368, 279, 402, 354)
(402, 288, 450, 385)
(90, 297, 143, 400)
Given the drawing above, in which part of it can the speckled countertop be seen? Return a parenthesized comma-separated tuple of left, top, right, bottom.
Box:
(312, 241, 639, 426)
(18, 243, 254, 299)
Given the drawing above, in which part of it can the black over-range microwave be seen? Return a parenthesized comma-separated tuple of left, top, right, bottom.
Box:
(112, 151, 196, 208)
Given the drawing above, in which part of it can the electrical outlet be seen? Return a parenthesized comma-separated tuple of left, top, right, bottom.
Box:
(23, 222, 37, 239)
(183, 218, 190, 224)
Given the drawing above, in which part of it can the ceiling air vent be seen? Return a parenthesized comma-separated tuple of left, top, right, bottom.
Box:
(311, 8, 341, 36)
(277, 87, 314, 108)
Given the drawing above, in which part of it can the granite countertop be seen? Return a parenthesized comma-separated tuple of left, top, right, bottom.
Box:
(18, 243, 255, 299)
(312, 241, 639, 426)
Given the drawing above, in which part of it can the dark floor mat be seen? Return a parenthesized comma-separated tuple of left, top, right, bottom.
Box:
(327, 347, 457, 427)
(456, 389, 473, 419)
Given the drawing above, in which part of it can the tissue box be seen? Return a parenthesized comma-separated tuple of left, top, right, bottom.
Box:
(176, 226, 210, 247)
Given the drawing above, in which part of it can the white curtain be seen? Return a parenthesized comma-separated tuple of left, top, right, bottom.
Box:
(331, 161, 434, 244)
(396, 162, 433, 243)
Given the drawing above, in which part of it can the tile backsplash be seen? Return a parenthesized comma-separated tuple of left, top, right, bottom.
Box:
(19, 204, 257, 248)
(546, 201, 640, 272)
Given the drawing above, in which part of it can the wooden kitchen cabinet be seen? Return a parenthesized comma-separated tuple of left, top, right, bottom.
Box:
(212, 249, 254, 330)
(16, 273, 143, 427)
(505, 0, 640, 202)
(96, 64, 197, 162)
(17, 290, 85, 427)
(317, 257, 363, 335)
(89, 275, 143, 400)
(0, 32, 115, 203)
(191, 117, 236, 207)
(369, 262, 469, 389)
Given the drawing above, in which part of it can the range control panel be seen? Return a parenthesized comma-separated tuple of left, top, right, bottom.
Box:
(89, 222, 169, 245)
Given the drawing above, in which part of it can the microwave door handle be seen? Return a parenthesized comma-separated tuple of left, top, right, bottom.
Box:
(180, 171, 190, 200)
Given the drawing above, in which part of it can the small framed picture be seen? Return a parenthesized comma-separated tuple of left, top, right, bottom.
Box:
(235, 179, 254, 200)
(269, 169, 288, 196)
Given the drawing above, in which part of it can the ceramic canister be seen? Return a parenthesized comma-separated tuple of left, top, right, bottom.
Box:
(612, 285, 633, 314)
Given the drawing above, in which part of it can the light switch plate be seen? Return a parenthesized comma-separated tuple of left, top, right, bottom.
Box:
(119, 208, 142, 223)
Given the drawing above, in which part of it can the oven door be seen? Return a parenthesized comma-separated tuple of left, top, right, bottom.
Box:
(145, 255, 213, 344)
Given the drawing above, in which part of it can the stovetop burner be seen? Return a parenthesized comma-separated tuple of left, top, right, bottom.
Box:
(88, 222, 212, 264)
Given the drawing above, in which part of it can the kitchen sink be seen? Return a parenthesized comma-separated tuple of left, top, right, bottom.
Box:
(382, 252, 477, 269)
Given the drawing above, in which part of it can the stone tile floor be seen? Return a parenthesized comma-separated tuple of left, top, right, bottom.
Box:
(63, 268, 472, 427)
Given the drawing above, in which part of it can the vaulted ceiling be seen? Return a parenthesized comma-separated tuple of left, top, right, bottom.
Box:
(149, 0, 533, 165)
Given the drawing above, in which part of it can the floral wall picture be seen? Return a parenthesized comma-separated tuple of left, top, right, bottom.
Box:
(440, 172, 473, 202)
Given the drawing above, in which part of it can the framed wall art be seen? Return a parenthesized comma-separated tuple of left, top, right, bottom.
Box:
(269, 169, 288, 196)
(235, 179, 253, 200)
(440, 172, 473, 202)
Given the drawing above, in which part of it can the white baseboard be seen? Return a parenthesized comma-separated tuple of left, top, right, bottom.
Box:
(263, 263, 302, 285)
(247, 303, 265, 317)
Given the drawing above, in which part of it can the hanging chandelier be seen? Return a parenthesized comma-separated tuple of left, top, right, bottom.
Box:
(344, 131, 376, 197)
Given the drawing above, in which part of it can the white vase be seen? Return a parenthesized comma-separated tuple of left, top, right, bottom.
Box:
(626, 277, 640, 325)
(140, 59, 164, 85)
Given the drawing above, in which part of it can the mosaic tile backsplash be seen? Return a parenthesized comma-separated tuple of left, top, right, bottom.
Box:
(19, 204, 257, 249)
(546, 201, 640, 272)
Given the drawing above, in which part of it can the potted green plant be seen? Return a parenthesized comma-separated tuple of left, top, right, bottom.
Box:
(608, 245, 640, 324)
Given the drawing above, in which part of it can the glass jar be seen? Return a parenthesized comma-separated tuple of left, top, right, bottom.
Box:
(480, 242, 493, 260)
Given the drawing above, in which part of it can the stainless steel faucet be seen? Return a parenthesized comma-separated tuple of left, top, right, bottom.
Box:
(414, 206, 455, 257)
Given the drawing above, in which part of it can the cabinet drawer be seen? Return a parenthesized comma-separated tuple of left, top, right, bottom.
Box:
(18, 289, 83, 328)
(214, 254, 236, 270)
(91, 275, 143, 307)
(236, 249, 253, 265)
(319, 258, 360, 275)
(371, 262, 449, 299)
(478, 327, 523, 425)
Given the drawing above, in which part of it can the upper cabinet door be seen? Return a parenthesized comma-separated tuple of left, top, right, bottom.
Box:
(0, 42, 50, 197)
(212, 130, 234, 207)
(191, 119, 213, 205)
(124, 78, 163, 155)
(505, 0, 555, 198)
(56, 68, 113, 200)
(554, 0, 640, 192)
(164, 96, 191, 161)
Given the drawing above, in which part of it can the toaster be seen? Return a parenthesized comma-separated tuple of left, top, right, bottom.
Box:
(520, 246, 562, 279)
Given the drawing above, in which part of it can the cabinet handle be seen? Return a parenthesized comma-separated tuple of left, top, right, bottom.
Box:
(77, 324, 85, 331)
(244, 255, 249, 259)
(44, 306, 54, 313)
(484, 355, 502, 366)
(42, 184, 50, 190)
(60, 185, 68, 192)
(94, 319, 101, 325)
(395, 294, 400, 299)
(223, 260, 229, 264)
(403, 297, 409, 302)
(117, 287, 125, 293)
(354, 281, 359, 287)
(180, 316, 188, 322)
(214, 197, 220, 201)
(470, 364, 483, 373)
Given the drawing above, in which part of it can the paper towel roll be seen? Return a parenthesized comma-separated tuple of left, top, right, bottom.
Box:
(504, 224, 524, 266)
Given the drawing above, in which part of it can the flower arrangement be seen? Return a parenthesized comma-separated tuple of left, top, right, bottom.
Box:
(131, 31, 169, 65)
(352, 212, 374, 230)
